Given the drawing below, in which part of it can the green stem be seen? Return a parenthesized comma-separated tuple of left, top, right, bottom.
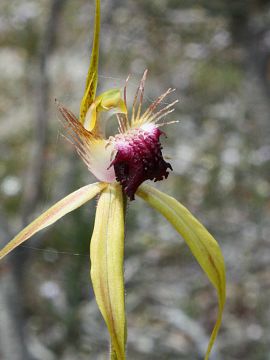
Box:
(123, 192, 128, 349)
(110, 348, 118, 360)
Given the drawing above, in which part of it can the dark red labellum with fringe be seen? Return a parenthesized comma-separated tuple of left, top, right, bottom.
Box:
(110, 126, 172, 200)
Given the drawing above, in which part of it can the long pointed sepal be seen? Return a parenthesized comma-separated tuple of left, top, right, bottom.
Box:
(0, 182, 106, 260)
(90, 183, 126, 360)
(137, 184, 226, 360)
(80, 0, 100, 122)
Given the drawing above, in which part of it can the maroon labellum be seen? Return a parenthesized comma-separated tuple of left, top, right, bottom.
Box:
(110, 125, 172, 200)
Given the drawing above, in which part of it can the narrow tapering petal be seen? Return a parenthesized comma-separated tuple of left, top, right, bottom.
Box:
(137, 184, 226, 360)
(0, 182, 106, 260)
(90, 183, 126, 360)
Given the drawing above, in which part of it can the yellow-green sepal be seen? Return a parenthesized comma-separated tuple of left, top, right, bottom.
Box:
(79, 0, 127, 132)
(90, 183, 126, 360)
(137, 184, 226, 360)
(80, 0, 100, 123)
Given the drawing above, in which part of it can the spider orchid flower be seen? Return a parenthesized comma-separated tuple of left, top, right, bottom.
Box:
(0, 1, 226, 360)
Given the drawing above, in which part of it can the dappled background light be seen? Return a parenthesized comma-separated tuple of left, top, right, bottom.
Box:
(0, 0, 270, 359)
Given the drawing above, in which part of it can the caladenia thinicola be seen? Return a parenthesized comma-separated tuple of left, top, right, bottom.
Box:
(0, 1, 226, 359)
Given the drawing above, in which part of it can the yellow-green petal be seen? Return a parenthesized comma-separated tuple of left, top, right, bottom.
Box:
(137, 184, 226, 360)
(0, 182, 106, 260)
(90, 183, 126, 360)
(80, 0, 100, 123)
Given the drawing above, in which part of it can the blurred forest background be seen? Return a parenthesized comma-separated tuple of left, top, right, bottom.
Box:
(0, 0, 270, 359)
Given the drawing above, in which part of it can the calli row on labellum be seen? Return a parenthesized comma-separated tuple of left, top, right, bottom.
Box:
(0, 1, 226, 360)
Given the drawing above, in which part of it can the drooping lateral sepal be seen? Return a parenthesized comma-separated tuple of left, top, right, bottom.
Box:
(136, 184, 226, 360)
(0, 182, 107, 260)
(90, 183, 126, 360)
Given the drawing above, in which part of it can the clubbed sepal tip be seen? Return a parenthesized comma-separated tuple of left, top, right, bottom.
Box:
(110, 125, 172, 200)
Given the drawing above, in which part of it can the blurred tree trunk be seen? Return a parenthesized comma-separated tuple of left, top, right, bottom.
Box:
(229, 1, 270, 138)
(0, 0, 67, 359)
(0, 218, 31, 360)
